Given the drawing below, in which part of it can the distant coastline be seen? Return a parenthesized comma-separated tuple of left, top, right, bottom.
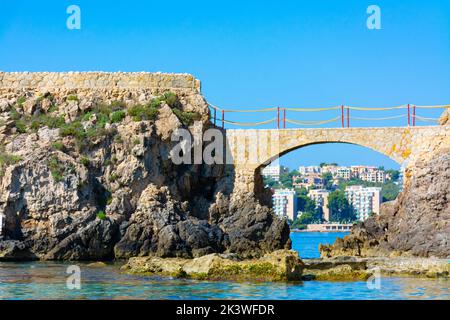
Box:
(291, 223, 353, 233)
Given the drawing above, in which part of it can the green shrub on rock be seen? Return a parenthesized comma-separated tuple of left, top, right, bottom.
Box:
(172, 108, 201, 126)
(52, 141, 64, 151)
(96, 211, 107, 220)
(30, 120, 41, 131)
(15, 119, 27, 133)
(109, 173, 119, 182)
(128, 103, 158, 121)
(66, 95, 79, 101)
(110, 110, 126, 123)
(0, 152, 22, 177)
(80, 156, 90, 167)
(60, 121, 84, 139)
(161, 91, 179, 107)
(10, 107, 21, 121)
(17, 96, 27, 106)
(47, 155, 66, 182)
(31, 114, 65, 130)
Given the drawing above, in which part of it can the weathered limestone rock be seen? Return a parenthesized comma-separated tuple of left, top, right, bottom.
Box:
(122, 249, 304, 281)
(155, 103, 182, 140)
(0, 240, 36, 261)
(321, 147, 450, 259)
(114, 184, 226, 259)
(0, 72, 290, 261)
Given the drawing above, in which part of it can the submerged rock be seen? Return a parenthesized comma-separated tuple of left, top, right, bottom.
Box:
(122, 249, 304, 282)
(303, 256, 450, 280)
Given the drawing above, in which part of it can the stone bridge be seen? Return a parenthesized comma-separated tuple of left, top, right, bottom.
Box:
(224, 126, 450, 196)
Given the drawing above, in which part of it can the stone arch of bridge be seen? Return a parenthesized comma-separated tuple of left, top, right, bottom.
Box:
(255, 140, 402, 174)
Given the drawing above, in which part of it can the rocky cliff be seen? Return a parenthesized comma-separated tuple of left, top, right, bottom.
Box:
(321, 110, 450, 259)
(0, 72, 290, 261)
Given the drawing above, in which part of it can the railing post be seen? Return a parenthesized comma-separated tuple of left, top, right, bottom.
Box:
(222, 110, 225, 129)
(341, 105, 344, 128)
(214, 108, 216, 126)
(283, 108, 286, 129)
(277, 107, 280, 129)
(407, 103, 410, 126)
(412, 105, 416, 126)
(346, 107, 350, 128)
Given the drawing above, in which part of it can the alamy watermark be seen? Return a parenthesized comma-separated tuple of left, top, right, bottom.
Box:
(66, 265, 81, 290)
(66, 5, 81, 30)
(367, 5, 381, 30)
(366, 267, 382, 290)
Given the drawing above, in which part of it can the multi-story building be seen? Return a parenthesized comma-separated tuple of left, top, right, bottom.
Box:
(349, 165, 386, 183)
(345, 186, 382, 221)
(308, 189, 330, 221)
(360, 170, 386, 183)
(350, 165, 376, 178)
(321, 164, 338, 176)
(298, 166, 321, 175)
(272, 189, 298, 221)
(261, 163, 289, 181)
(336, 166, 352, 180)
(292, 173, 323, 189)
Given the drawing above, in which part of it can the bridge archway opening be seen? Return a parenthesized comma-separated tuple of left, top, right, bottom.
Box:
(258, 141, 402, 226)
(258, 142, 402, 258)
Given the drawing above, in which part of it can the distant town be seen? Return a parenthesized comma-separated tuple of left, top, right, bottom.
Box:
(261, 162, 402, 232)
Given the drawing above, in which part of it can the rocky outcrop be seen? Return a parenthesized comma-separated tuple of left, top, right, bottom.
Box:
(321, 142, 450, 259)
(0, 72, 290, 261)
(303, 256, 449, 280)
(113, 184, 227, 259)
(122, 249, 304, 281)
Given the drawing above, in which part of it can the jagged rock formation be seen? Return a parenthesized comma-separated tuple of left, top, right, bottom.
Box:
(0, 72, 290, 261)
(321, 111, 450, 258)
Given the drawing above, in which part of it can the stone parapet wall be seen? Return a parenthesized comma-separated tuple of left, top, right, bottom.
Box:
(0, 72, 201, 93)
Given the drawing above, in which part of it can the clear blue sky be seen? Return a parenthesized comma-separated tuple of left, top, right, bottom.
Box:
(1, 0, 449, 170)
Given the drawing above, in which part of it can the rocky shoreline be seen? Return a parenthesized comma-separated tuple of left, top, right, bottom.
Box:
(0, 72, 448, 283)
(0, 72, 290, 261)
(122, 250, 450, 282)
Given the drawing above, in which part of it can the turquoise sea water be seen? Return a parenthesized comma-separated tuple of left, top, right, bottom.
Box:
(0, 232, 449, 300)
(290, 231, 346, 259)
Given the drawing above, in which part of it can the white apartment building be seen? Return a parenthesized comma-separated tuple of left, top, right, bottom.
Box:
(336, 167, 352, 180)
(321, 165, 338, 176)
(308, 189, 330, 221)
(360, 170, 386, 183)
(298, 166, 321, 175)
(261, 164, 289, 181)
(272, 189, 298, 221)
(350, 165, 376, 177)
(345, 186, 382, 221)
